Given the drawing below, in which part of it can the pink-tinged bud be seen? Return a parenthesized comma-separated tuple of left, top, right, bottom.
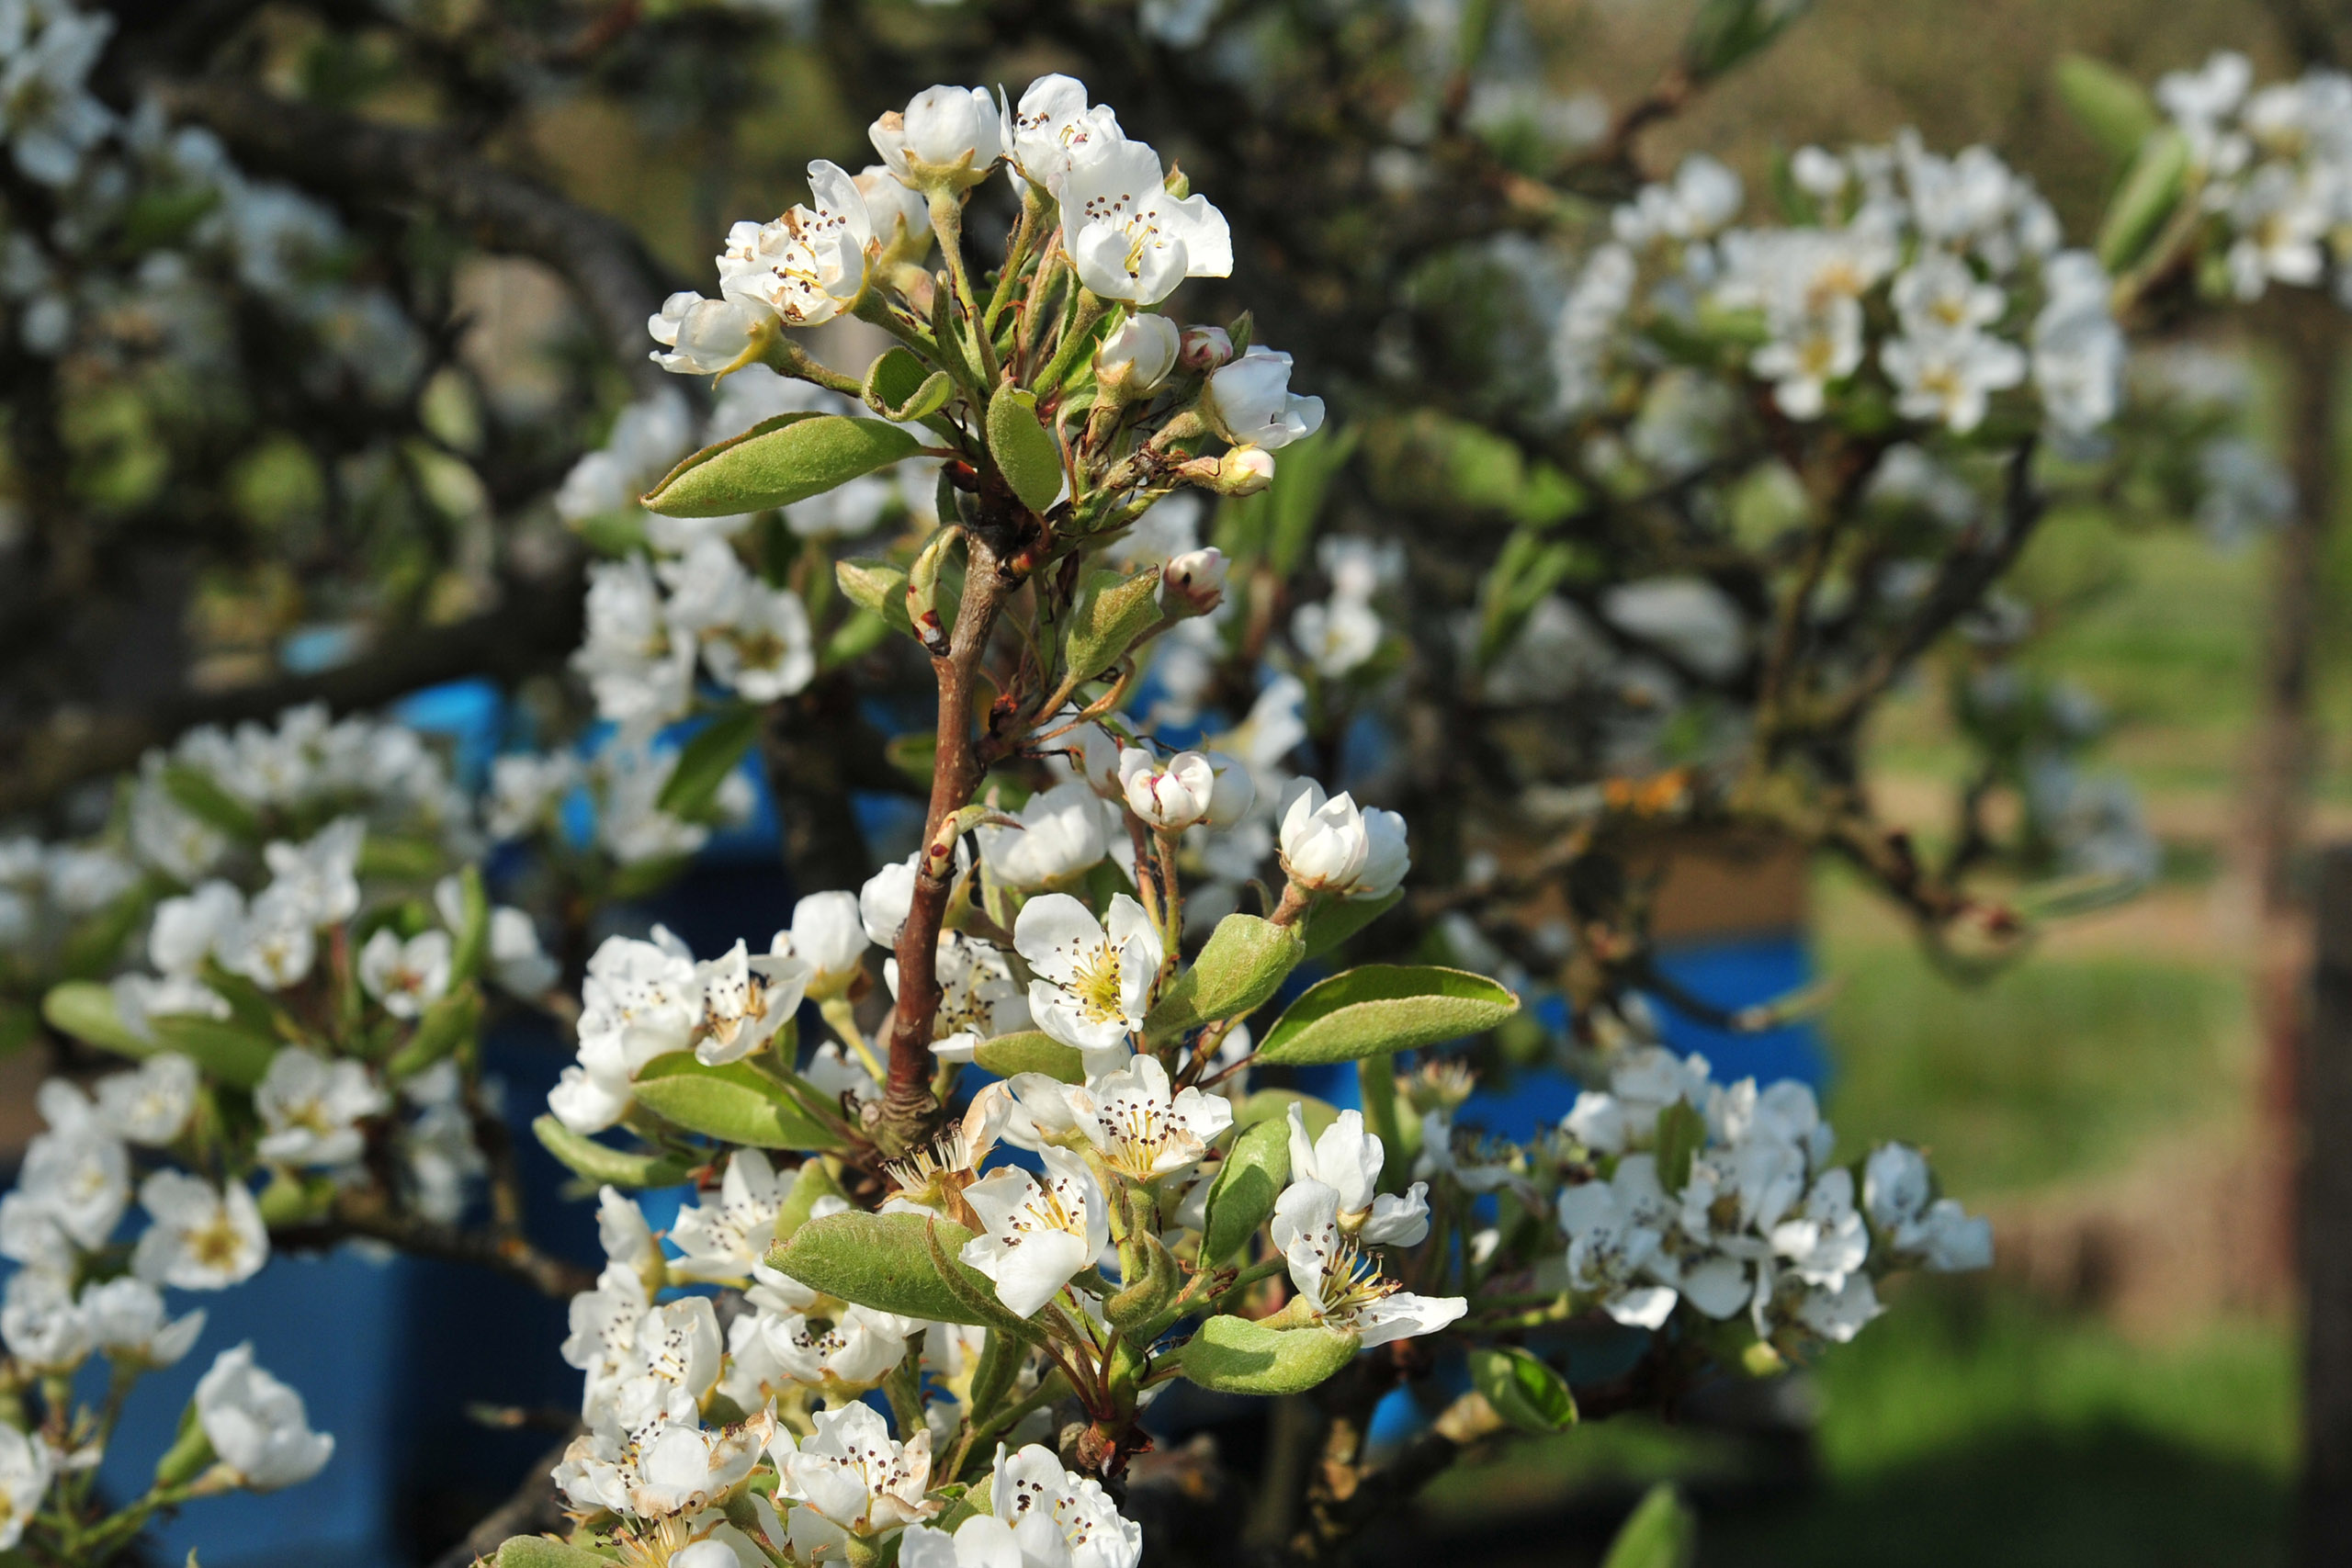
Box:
(1159, 547, 1228, 618)
(1180, 324, 1233, 373)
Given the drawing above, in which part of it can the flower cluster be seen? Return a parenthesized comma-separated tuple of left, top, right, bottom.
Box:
(2158, 51, 2352, 303)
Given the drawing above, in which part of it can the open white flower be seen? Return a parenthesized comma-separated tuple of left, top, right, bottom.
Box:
(779, 1401, 940, 1551)
(1890, 252, 2006, 339)
(649, 289, 769, 375)
(0, 1425, 54, 1550)
(216, 887, 318, 990)
(132, 1171, 266, 1292)
(1279, 1180, 1465, 1346)
(150, 879, 243, 975)
(988, 1442, 1143, 1568)
(1863, 1143, 1991, 1271)
(1061, 140, 1233, 305)
(259, 818, 364, 927)
(718, 161, 874, 328)
(255, 1047, 388, 1168)
(1003, 74, 1125, 194)
(1206, 347, 1324, 448)
(870, 85, 1003, 192)
(1767, 1168, 1871, 1290)
(781, 890, 870, 998)
(1068, 1054, 1232, 1183)
(888, 932, 1032, 1063)
(706, 581, 818, 703)
(1882, 328, 2027, 434)
(557, 1407, 773, 1520)
(977, 780, 1112, 890)
(669, 1150, 793, 1284)
(694, 937, 815, 1066)
(1280, 1102, 1429, 1247)
(13, 1083, 130, 1250)
(1556, 1168, 1678, 1329)
(196, 1344, 335, 1491)
(562, 1262, 650, 1424)
(358, 927, 453, 1020)
(81, 1276, 203, 1368)
(550, 930, 701, 1134)
(1749, 298, 1863, 419)
(1013, 893, 1162, 1066)
(2, 1271, 91, 1372)
(759, 1302, 923, 1391)
(91, 1058, 195, 1156)
(958, 1145, 1109, 1317)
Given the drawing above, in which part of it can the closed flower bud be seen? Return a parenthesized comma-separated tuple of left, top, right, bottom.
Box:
(1277, 778, 1409, 897)
(1178, 445, 1275, 495)
(1180, 324, 1234, 373)
(1159, 547, 1228, 616)
(869, 85, 1004, 194)
(1096, 313, 1181, 398)
(648, 291, 768, 376)
(1119, 749, 1218, 830)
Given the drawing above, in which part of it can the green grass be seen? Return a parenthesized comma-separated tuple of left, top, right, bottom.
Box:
(1815, 908, 2248, 1198)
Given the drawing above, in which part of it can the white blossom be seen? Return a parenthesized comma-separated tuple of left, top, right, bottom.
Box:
(133, 1172, 268, 1290)
(718, 160, 874, 328)
(81, 1276, 203, 1367)
(357, 927, 453, 1019)
(1013, 892, 1162, 1066)
(779, 1402, 940, 1550)
(196, 1344, 334, 1491)
(978, 780, 1112, 890)
(870, 85, 1003, 190)
(93, 1054, 199, 1145)
(1068, 1053, 1231, 1182)
(1276, 779, 1408, 899)
(1280, 1101, 1429, 1246)
(0, 1426, 55, 1549)
(669, 1150, 792, 1283)
(255, 1047, 389, 1168)
(958, 1145, 1109, 1317)
(1206, 347, 1324, 449)
(1059, 139, 1231, 305)
(693, 937, 814, 1066)
(1279, 1180, 1465, 1346)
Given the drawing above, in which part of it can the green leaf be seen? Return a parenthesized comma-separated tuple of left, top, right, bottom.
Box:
(1468, 1346, 1578, 1435)
(768, 1211, 1031, 1333)
(1300, 887, 1404, 962)
(42, 980, 155, 1058)
(775, 1158, 848, 1240)
(1177, 1314, 1359, 1395)
(2054, 53, 2160, 164)
(1654, 1100, 1708, 1195)
(1062, 567, 1163, 685)
(1681, 0, 1812, 81)
(1233, 1089, 1340, 1141)
(1200, 1116, 1290, 1262)
(971, 1031, 1087, 1084)
(645, 412, 923, 517)
(657, 705, 764, 819)
(629, 1054, 846, 1151)
(446, 865, 491, 984)
(1255, 965, 1520, 1066)
(150, 1015, 280, 1089)
(161, 763, 260, 841)
(532, 1115, 696, 1189)
(356, 833, 443, 883)
(2098, 128, 2191, 275)
(986, 387, 1065, 513)
(385, 985, 482, 1082)
(1146, 915, 1305, 1043)
(865, 347, 956, 423)
(494, 1540, 616, 1568)
(837, 558, 915, 634)
(1600, 1484, 1698, 1568)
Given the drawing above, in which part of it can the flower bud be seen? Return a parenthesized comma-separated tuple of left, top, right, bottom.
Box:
(1276, 778, 1410, 897)
(1119, 749, 1217, 831)
(648, 291, 770, 377)
(1178, 445, 1275, 496)
(1094, 313, 1180, 399)
(1159, 547, 1228, 617)
(1207, 346, 1326, 450)
(868, 85, 1004, 195)
(1180, 324, 1233, 373)
(852, 164, 933, 262)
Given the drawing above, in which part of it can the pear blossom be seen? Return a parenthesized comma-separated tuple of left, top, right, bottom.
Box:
(1290, 595, 1383, 677)
(93, 1054, 199, 1145)
(133, 1172, 268, 1291)
(779, 1401, 940, 1551)
(2, 1270, 91, 1371)
(692, 937, 814, 1066)
(758, 1302, 923, 1391)
(573, 558, 697, 728)
(215, 888, 318, 990)
(669, 1151, 793, 1283)
(150, 879, 243, 974)
(1067, 1054, 1232, 1182)
(888, 932, 1031, 1062)
(718, 161, 874, 328)
(81, 1276, 203, 1367)
(357, 927, 453, 1019)
(255, 1047, 388, 1168)
(624, 1296, 727, 1423)
(1, 4, 114, 186)
(649, 289, 769, 375)
(1013, 892, 1162, 1066)
(1118, 748, 1217, 830)
(1276, 779, 1408, 899)
(1768, 1168, 1871, 1290)
(704, 581, 818, 702)
(0, 1426, 53, 1548)
(549, 930, 700, 1134)
(959, 1145, 1110, 1317)
(1004, 74, 1125, 193)
(259, 818, 364, 927)
(562, 1261, 651, 1423)
(1882, 327, 2026, 433)
(870, 85, 1004, 191)
(977, 780, 1112, 889)
(1749, 298, 1862, 418)
(196, 1345, 334, 1491)
(1890, 252, 2006, 338)
(987, 1442, 1143, 1568)
(557, 1406, 772, 1519)
(1095, 312, 1179, 395)
(854, 164, 933, 253)
(11, 1082, 130, 1250)
(1863, 1143, 1993, 1271)
(806, 1040, 882, 1104)
(1205, 347, 1324, 448)
(1279, 1101, 1430, 1246)
(780, 890, 871, 996)
(1159, 547, 1228, 618)
(1555, 1168, 1678, 1328)
(1279, 1180, 1465, 1346)
(1059, 139, 1232, 305)
(860, 852, 922, 947)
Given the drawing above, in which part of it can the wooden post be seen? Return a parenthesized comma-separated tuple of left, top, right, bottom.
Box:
(2301, 847, 2352, 1559)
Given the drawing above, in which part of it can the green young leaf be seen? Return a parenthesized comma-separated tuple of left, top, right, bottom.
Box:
(1467, 1346, 1578, 1435)
(446, 865, 491, 984)
(1178, 1314, 1359, 1395)
(768, 1211, 1027, 1332)
(2054, 53, 2160, 164)
(1299, 887, 1404, 962)
(629, 1054, 845, 1151)
(645, 412, 923, 517)
(2098, 128, 2191, 274)
(1600, 1484, 1698, 1568)
(837, 558, 915, 634)
(494, 1540, 616, 1568)
(161, 763, 260, 841)
(971, 1031, 1087, 1084)
(1232, 1089, 1340, 1141)
(1654, 1100, 1709, 1194)
(986, 387, 1065, 514)
(1255, 965, 1520, 1066)
(356, 833, 441, 883)
(657, 706, 764, 820)
(864, 346, 957, 423)
(532, 1115, 696, 1190)
(1199, 1116, 1291, 1262)
(41, 980, 156, 1059)
(1062, 566, 1163, 685)
(1681, 0, 1812, 82)
(385, 985, 482, 1083)
(1145, 914, 1305, 1043)
(150, 1014, 279, 1089)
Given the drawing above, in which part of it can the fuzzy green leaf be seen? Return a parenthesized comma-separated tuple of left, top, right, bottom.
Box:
(837, 558, 914, 634)
(1255, 965, 1520, 1066)
(986, 387, 1064, 513)
(645, 412, 922, 517)
(41, 980, 155, 1059)
(1300, 887, 1404, 962)
(1468, 1346, 1578, 1435)
(494, 1540, 616, 1568)
(1145, 915, 1305, 1043)
(865, 348, 956, 423)
(1061, 567, 1162, 685)
(1178, 1314, 1359, 1395)
(1200, 1116, 1290, 1262)
(768, 1211, 1030, 1333)
(1655, 1100, 1709, 1195)
(629, 1054, 845, 1151)
(532, 1115, 696, 1190)
(2054, 53, 2159, 164)
(1232, 1089, 1340, 1141)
